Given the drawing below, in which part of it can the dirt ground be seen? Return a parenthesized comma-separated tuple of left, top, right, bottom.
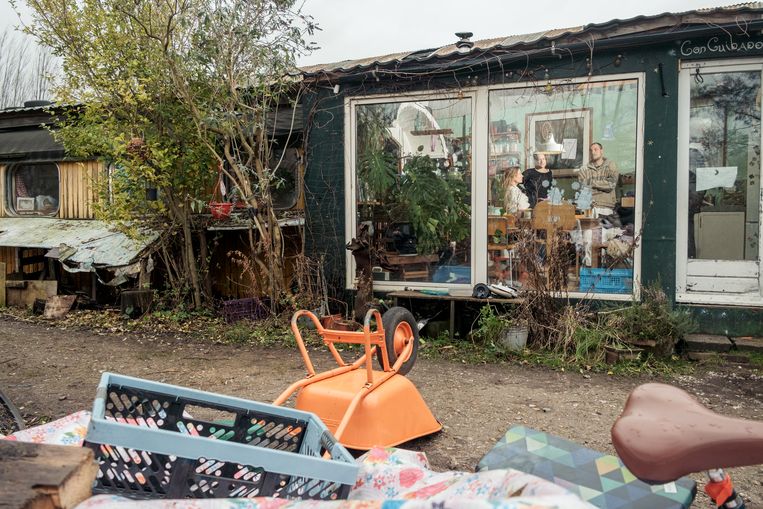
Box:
(1, 314, 763, 507)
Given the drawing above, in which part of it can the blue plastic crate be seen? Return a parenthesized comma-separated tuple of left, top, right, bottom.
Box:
(84, 373, 357, 500)
(578, 268, 633, 294)
(432, 265, 471, 284)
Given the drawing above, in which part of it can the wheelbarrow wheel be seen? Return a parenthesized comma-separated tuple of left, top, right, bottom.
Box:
(377, 306, 419, 375)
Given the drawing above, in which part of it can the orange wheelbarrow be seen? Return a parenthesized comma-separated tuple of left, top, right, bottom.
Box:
(274, 306, 441, 450)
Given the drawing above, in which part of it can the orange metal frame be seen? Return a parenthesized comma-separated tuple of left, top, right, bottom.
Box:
(274, 308, 414, 443)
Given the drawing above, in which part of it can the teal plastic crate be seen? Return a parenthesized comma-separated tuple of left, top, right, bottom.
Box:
(579, 268, 633, 294)
(84, 373, 357, 500)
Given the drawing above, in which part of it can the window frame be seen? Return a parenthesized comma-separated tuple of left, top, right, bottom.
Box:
(5, 162, 61, 217)
(344, 72, 645, 300)
(676, 58, 763, 306)
(345, 89, 481, 292)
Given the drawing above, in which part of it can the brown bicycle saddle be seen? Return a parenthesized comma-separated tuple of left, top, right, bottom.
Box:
(611, 383, 763, 484)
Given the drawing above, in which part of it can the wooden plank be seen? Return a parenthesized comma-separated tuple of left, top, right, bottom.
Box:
(74, 162, 82, 218)
(6, 280, 57, 307)
(43, 295, 77, 319)
(686, 275, 759, 294)
(57, 163, 65, 218)
(0, 248, 14, 272)
(688, 259, 758, 278)
(65, 162, 74, 219)
(0, 164, 5, 217)
(0, 262, 5, 308)
(68, 163, 75, 219)
(0, 440, 97, 509)
(58, 163, 66, 218)
(85, 162, 93, 219)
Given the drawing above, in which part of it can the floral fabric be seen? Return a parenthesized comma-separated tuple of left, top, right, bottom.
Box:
(3, 412, 595, 509)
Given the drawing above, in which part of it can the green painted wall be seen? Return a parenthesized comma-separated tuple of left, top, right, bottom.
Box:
(303, 89, 346, 289)
(303, 34, 763, 336)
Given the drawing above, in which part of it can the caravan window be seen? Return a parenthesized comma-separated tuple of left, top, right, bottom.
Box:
(6, 163, 60, 216)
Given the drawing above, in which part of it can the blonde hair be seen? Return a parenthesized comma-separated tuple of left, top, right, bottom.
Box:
(502, 167, 522, 212)
(505, 167, 521, 184)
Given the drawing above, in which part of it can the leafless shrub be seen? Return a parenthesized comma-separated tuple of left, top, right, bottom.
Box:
(513, 222, 590, 353)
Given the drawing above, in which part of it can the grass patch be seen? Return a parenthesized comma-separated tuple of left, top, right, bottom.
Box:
(421, 331, 695, 377)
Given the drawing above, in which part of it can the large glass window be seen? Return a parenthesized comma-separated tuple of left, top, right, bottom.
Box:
(688, 71, 760, 262)
(487, 79, 639, 295)
(354, 98, 472, 284)
(6, 163, 59, 216)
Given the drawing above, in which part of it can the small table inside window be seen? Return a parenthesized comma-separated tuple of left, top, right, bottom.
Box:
(383, 253, 439, 281)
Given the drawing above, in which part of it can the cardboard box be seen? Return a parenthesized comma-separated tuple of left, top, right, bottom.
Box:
(621, 196, 635, 208)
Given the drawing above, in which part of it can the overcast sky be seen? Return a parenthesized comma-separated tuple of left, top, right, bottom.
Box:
(0, 0, 730, 67)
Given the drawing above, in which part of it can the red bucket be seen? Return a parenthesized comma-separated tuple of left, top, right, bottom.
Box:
(209, 201, 233, 219)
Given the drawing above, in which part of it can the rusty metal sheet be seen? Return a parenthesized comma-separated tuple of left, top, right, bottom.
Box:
(0, 217, 158, 269)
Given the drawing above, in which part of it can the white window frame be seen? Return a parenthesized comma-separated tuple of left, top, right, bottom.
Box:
(345, 72, 645, 301)
(345, 89, 481, 294)
(676, 58, 763, 306)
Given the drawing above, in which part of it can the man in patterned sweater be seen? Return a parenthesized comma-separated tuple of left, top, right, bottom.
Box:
(578, 142, 620, 224)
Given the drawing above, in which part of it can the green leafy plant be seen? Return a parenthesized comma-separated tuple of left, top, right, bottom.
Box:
(21, 0, 317, 308)
(358, 148, 398, 201)
(394, 155, 470, 255)
(473, 305, 513, 345)
(602, 285, 698, 358)
(471, 304, 528, 353)
(572, 324, 609, 364)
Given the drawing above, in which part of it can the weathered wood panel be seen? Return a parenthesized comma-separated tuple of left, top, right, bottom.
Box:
(0, 246, 16, 273)
(58, 160, 101, 219)
(210, 232, 250, 299)
(0, 262, 5, 307)
(6, 280, 57, 307)
(209, 227, 303, 300)
(0, 164, 5, 217)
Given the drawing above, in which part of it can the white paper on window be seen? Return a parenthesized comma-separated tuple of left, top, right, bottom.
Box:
(696, 166, 738, 191)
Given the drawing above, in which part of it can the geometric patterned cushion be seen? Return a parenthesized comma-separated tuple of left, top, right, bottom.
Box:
(477, 426, 696, 509)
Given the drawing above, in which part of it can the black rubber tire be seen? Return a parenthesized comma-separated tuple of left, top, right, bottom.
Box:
(376, 306, 419, 376)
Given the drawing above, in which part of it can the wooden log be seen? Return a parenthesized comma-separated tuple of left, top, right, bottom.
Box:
(0, 440, 97, 509)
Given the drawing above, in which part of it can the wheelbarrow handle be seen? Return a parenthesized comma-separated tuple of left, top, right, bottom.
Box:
(362, 308, 382, 330)
(290, 309, 323, 377)
(362, 308, 384, 382)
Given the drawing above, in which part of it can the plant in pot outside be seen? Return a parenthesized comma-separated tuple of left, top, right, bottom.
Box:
(473, 304, 529, 353)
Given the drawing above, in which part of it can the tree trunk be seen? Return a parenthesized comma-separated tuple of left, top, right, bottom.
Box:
(198, 230, 212, 300)
(182, 210, 203, 309)
(165, 190, 203, 309)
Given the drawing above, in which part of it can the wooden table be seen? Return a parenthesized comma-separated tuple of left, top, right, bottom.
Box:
(387, 290, 523, 340)
(383, 254, 439, 281)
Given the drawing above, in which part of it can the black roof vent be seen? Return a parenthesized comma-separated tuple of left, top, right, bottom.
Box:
(23, 100, 53, 108)
(455, 32, 474, 54)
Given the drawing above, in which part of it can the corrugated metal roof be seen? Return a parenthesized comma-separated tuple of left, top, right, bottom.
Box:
(0, 102, 75, 115)
(301, 3, 763, 75)
(0, 218, 158, 269)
